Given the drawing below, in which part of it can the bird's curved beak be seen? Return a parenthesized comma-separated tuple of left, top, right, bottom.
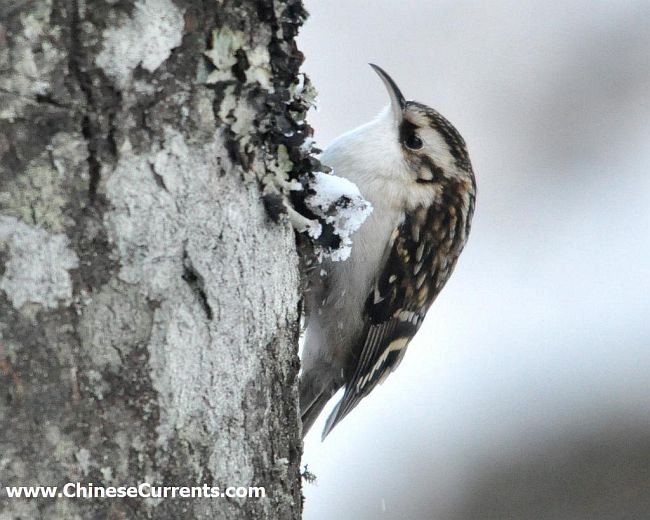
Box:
(370, 63, 406, 125)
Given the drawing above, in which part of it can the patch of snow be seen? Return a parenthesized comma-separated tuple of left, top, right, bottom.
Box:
(305, 171, 373, 261)
(299, 136, 316, 154)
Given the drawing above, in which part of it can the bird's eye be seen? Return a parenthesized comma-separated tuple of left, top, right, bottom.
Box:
(404, 134, 423, 150)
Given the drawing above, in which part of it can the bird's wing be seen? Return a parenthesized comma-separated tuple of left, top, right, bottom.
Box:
(322, 206, 453, 439)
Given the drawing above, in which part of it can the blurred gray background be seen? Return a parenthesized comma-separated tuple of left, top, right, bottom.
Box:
(298, 1, 650, 519)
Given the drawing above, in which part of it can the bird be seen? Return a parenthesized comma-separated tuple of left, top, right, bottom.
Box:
(299, 64, 477, 440)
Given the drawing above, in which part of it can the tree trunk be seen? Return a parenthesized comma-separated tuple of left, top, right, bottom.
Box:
(0, 0, 310, 518)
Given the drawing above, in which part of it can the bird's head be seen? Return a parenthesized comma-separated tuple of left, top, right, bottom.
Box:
(370, 64, 474, 189)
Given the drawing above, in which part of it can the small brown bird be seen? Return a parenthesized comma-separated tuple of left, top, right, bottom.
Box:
(300, 65, 476, 439)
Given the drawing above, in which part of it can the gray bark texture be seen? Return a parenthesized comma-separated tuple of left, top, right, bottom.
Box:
(0, 0, 314, 518)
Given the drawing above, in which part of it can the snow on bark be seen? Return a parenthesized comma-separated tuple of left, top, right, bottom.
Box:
(304, 171, 373, 261)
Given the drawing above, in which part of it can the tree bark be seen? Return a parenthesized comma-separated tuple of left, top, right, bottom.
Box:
(0, 0, 310, 518)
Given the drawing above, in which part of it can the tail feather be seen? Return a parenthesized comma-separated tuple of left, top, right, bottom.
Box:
(299, 370, 340, 438)
(320, 382, 368, 439)
(320, 399, 343, 440)
(301, 390, 333, 437)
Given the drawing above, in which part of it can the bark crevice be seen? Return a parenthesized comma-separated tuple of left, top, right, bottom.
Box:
(182, 248, 213, 321)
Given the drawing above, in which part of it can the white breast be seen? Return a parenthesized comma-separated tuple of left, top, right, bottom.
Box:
(303, 107, 407, 368)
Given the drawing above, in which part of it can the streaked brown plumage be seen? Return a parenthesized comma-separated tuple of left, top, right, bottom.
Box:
(300, 65, 476, 439)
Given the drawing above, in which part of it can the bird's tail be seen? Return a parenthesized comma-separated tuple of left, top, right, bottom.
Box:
(299, 370, 340, 438)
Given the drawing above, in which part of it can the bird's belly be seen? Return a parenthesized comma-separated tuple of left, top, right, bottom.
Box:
(315, 206, 402, 367)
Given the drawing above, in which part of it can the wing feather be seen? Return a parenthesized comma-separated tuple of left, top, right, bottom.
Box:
(321, 211, 431, 438)
(322, 202, 468, 439)
(320, 178, 474, 439)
